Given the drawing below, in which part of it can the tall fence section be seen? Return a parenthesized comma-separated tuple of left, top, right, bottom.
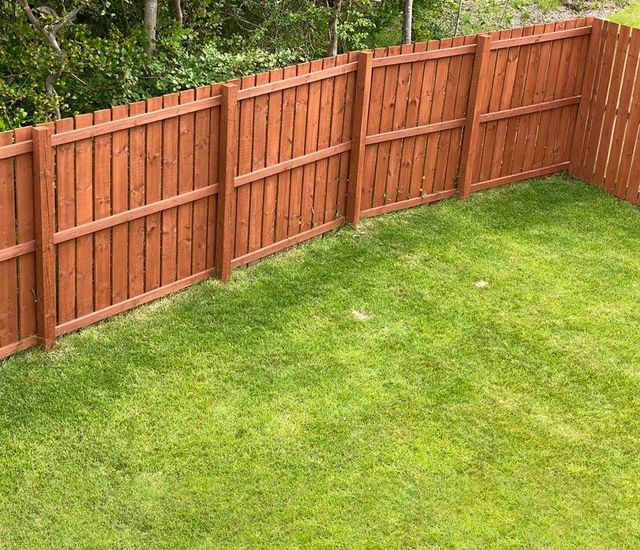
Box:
(1, 17, 637, 360)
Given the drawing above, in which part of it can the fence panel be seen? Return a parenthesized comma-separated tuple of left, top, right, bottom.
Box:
(2, 17, 619, 360)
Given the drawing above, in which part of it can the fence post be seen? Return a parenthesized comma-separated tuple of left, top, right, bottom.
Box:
(31, 126, 57, 348)
(215, 83, 238, 281)
(569, 19, 603, 179)
(346, 50, 373, 224)
(459, 33, 492, 199)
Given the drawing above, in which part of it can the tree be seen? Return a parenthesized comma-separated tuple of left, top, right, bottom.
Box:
(402, 0, 413, 44)
(144, 0, 158, 55)
(328, 0, 343, 55)
(19, 0, 84, 119)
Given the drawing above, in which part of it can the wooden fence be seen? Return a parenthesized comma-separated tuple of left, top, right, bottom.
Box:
(0, 16, 628, 360)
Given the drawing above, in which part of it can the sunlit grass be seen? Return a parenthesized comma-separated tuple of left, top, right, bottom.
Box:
(1, 175, 639, 547)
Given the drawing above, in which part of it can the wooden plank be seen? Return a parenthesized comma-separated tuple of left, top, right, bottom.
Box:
(51, 95, 222, 146)
(313, 57, 336, 226)
(54, 186, 217, 243)
(372, 43, 477, 67)
(569, 19, 604, 176)
(299, 59, 323, 232)
(0, 140, 32, 161)
(55, 117, 76, 323)
(14, 127, 37, 342)
(73, 113, 95, 317)
(500, 24, 536, 178)
(409, 40, 439, 200)
(324, 54, 349, 223)
(0, 131, 18, 349)
(520, 22, 556, 174)
(362, 47, 389, 210)
(235, 74, 256, 257)
(476, 30, 512, 188)
(127, 102, 147, 297)
(442, 35, 474, 191)
(372, 46, 401, 208)
(0, 335, 39, 361)
(275, 66, 297, 242)
(608, 30, 640, 195)
(594, 24, 631, 188)
(361, 189, 456, 218)
(472, 161, 568, 191)
(247, 72, 269, 252)
(207, 84, 223, 270)
(425, 39, 452, 195)
(93, 109, 112, 310)
(161, 93, 179, 285)
(111, 105, 130, 305)
(262, 68, 284, 248)
(237, 62, 358, 99)
(385, 43, 414, 203)
(544, 19, 577, 166)
(346, 51, 373, 223)
(32, 126, 57, 347)
(510, 24, 545, 176)
(532, 21, 567, 170)
(231, 218, 344, 268)
(459, 34, 492, 198)
(396, 42, 427, 202)
(491, 25, 591, 50)
(0, 241, 35, 263)
(145, 96, 163, 292)
(581, 21, 618, 182)
(192, 86, 212, 274)
(337, 52, 358, 219)
(57, 268, 214, 337)
(177, 90, 195, 280)
(287, 63, 310, 237)
(216, 83, 238, 280)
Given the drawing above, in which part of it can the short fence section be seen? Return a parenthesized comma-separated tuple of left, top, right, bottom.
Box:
(0, 17, 627, 360)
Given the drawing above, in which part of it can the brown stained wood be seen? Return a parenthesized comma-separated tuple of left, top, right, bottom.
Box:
(409, 39, 439, 200)
(73, 113, 95, 317)
(192, 86, 212, 274)
(235, 74, 256, 257)
(207, 84, 224, 270)
(55, 117, 76, 323)
(262, 69, 284, 248)
(372, 46, 401, 208)
(581, 22, 619, 183)
(346, 51, 373, 223)
(161, 93, 180, 285)
(177, 90, 196, 280)
(570, 19, 604, 176)
(93, 110, 112, 310)
(361, 48, 389, 210)
(275, 66, 297, 242)
(491, 25, 591, 49)
(424, 39, 452, 195)
(0, 131, 18, 349)
(247, 72, 270, 252)
(594, 24, 631, 188)
(337, 52, 358, 218)
(301, 59, 323, 232)
(459, 34, 492, 199)
(287, 63, 310, 237)
(145, 97, 163, 292)
(31, 126, 56, 347)
(372, 44, 477, 67)
(215, 83, 238, 281)
(14, 127, 37, 342)
(500, 25, 536, 178)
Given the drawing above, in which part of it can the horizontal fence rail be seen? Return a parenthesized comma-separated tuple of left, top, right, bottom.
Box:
(2, 16, 634, 361)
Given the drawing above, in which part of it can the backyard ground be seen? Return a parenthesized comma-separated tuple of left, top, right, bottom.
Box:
(1, 175, 640, 547)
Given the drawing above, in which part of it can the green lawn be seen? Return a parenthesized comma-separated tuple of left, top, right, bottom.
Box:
(2, 175, 640, 548)
(612, 1, 640, 26)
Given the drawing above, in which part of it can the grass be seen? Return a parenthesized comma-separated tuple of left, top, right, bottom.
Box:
(612, 1, 640, 26)
(2, 174, 640, 548)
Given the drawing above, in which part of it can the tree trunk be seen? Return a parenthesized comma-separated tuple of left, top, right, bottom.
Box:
(402, 0, 413, 44)
(454, 0, 463, 36)
(328, 0, 342, 56)
(174, 0, 183, 28)
(144, 0, 158, 55)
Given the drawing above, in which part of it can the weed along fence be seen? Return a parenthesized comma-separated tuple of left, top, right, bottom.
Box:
(1, 16, 639, 360)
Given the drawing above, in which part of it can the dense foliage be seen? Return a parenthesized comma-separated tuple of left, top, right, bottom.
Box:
(0, 0, 596, 128)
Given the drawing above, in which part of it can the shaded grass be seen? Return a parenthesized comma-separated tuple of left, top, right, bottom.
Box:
(1, 174, 640, 548)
